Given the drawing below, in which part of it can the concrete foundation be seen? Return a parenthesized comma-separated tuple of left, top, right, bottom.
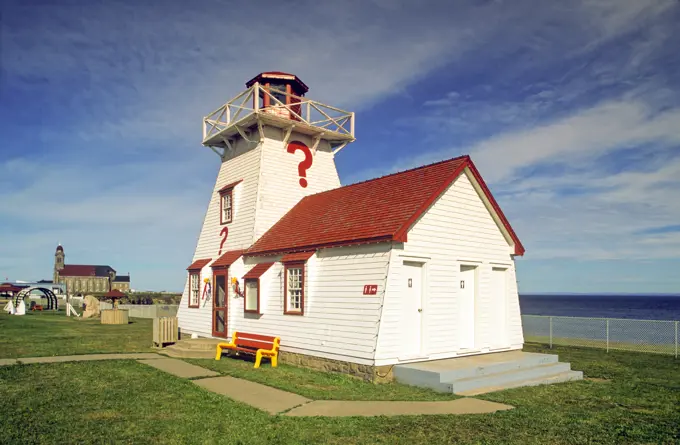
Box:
(393, 350, 583, 395)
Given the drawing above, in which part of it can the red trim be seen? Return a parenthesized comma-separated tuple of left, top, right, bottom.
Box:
(466, 159, 525, 256)
(244, 278, 260, 314)
(219, 188, 234, 225)
(212, 250, 245, 269)
(188, 271, 200, 308)
(212, 270, 228, 337)
(246, 236, 393, 258)
(243, 262, 274, 279)
(218, 180, 242, 194)
(283, 262, 304, 316)
(187, 258, 212, 271)
(281, 251, 315, 263)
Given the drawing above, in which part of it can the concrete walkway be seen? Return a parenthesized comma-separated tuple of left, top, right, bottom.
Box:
(4, 354, 514, 417)
(140, 358, 219, 379)
(286, 398, 512, 417)
(194, 376, 311, 414)
(1, 353, 162, 365)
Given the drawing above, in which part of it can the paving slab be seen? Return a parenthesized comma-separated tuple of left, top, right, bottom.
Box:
(140, 358, 219, 378)
(0, 358, 17, 366)
(193, 376, 311, 414)
(17, 353, 163, 364)
(285, 398, 513, 417)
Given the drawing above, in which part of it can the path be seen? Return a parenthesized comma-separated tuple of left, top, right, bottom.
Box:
(1, 354, 514, 417)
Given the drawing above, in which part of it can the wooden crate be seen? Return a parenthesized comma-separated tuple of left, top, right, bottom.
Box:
(153, 316, 178, 347)
(101, 309, 129, 325)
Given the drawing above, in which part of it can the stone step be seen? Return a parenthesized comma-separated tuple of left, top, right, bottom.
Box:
(449, 362, 573, 394)
(456, 370, 584, 396)
(393, 351, 559, 392)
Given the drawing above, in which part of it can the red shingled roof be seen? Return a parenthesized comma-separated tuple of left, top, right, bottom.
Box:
(246, 155, 524, 256)
(281, 251, 316, 263)
(243, 263, 274, 279)
(211, 250, 245, 269)
(58, 265, 97, 277)
(186, 258, 213, 271)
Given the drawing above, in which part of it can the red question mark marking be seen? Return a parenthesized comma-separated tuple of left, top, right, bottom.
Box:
(286, 141, 313, 188)
(218, 227, 228, 255)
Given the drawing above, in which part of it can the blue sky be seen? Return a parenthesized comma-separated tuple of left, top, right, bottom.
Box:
(1, 0, 679, 293)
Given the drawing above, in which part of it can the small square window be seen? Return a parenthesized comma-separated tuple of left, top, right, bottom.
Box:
(244, 279, 260, 314)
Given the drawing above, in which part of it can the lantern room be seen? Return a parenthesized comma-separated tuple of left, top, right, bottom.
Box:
(202, 71, 355, 153)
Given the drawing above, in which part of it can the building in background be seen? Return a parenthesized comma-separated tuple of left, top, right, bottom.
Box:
(53, 245, 130, 294)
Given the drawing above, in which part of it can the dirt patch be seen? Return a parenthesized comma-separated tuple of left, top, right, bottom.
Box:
(84, 410, 123, 420)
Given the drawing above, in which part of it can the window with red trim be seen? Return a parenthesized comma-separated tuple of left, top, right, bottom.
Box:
(220, 188, 233, 224)
(284, 262, 304, 315)
(188, 272, 200, 308)
(244, 278, 260, 314)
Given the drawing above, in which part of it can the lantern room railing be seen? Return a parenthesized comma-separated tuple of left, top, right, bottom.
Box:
(202, 83, 355, 147)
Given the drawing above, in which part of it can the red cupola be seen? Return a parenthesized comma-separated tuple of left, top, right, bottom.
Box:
(246, 72, 308, 120)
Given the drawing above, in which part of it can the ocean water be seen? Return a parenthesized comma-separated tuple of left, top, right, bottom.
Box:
(519, 294, 680, 321)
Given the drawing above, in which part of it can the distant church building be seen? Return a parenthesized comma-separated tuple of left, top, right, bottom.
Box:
(53, 245, 130, 294)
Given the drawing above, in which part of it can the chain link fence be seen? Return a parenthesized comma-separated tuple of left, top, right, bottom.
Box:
(522, 315, 679, 357)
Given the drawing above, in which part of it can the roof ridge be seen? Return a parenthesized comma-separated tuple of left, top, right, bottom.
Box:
(307, 154, 470, 199)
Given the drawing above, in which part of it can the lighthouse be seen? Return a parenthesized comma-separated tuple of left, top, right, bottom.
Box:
(179, 72, 355, 337)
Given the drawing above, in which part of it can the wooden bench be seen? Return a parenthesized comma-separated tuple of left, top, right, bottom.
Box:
(215, 331, 280, 368)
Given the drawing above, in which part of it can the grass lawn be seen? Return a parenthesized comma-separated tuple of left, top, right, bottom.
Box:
(1, 344, 679, 444)
(0, 311, 154, 358)
(186, 357, 459, 401)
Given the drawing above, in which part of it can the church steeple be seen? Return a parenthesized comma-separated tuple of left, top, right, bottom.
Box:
(54, 244, 65, 283)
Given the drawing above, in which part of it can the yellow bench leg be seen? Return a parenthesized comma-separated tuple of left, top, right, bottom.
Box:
(271, 354, 277, 368)
(254, 350, 263, 369)
(215, 344, 222, 361)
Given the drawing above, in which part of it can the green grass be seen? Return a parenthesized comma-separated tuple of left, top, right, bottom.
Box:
(1, 345, 679, 444)
(0, 311, 154, 358)
(185, 357, 458, 401)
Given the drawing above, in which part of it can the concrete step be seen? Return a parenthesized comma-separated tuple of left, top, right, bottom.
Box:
(448, 362, 573, 394)
(162, 348, 215, 359)
(393, 351, 559, 392)
(172, 338, 223, 351)
(456, 370, 584, 396)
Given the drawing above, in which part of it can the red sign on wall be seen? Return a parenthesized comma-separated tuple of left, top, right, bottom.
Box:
(363, 284, 378, 295)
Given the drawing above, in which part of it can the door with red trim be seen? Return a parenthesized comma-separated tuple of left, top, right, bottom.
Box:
(212, 270, 228, 338)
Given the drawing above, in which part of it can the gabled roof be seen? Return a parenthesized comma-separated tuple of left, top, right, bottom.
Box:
(58, 265, 116, 277)
(187, 258, 212, 271)
(281, 251, 316, 263)
(243, 263, 274, 279)
(246, 155, 524, 256)
(211, 250, 245, 269)
(218, 180, 242, 194)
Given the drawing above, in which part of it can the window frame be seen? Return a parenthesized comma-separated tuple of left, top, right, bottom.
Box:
(243, 278, 261, 315)
(219, 188, 233, 225)
(188, 271, 201, 308)
(283, 262, 305, 315)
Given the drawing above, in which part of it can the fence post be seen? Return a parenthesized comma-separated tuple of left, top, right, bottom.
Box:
(549, 316, 553, 349)
(606, 319, 610, 353)
(675, 321, 678, 359)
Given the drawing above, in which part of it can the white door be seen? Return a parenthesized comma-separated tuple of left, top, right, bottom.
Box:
(490, 267, 508, 349)
(401, 261, 423, 358)
(458, 265, 477, 350)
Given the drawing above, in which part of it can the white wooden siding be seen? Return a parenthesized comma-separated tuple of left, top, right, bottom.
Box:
(227, 243, 390, 365)
(375, 169, 522, 364)
(254, 126, 341, 241)
(179, 126, 344, 337)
